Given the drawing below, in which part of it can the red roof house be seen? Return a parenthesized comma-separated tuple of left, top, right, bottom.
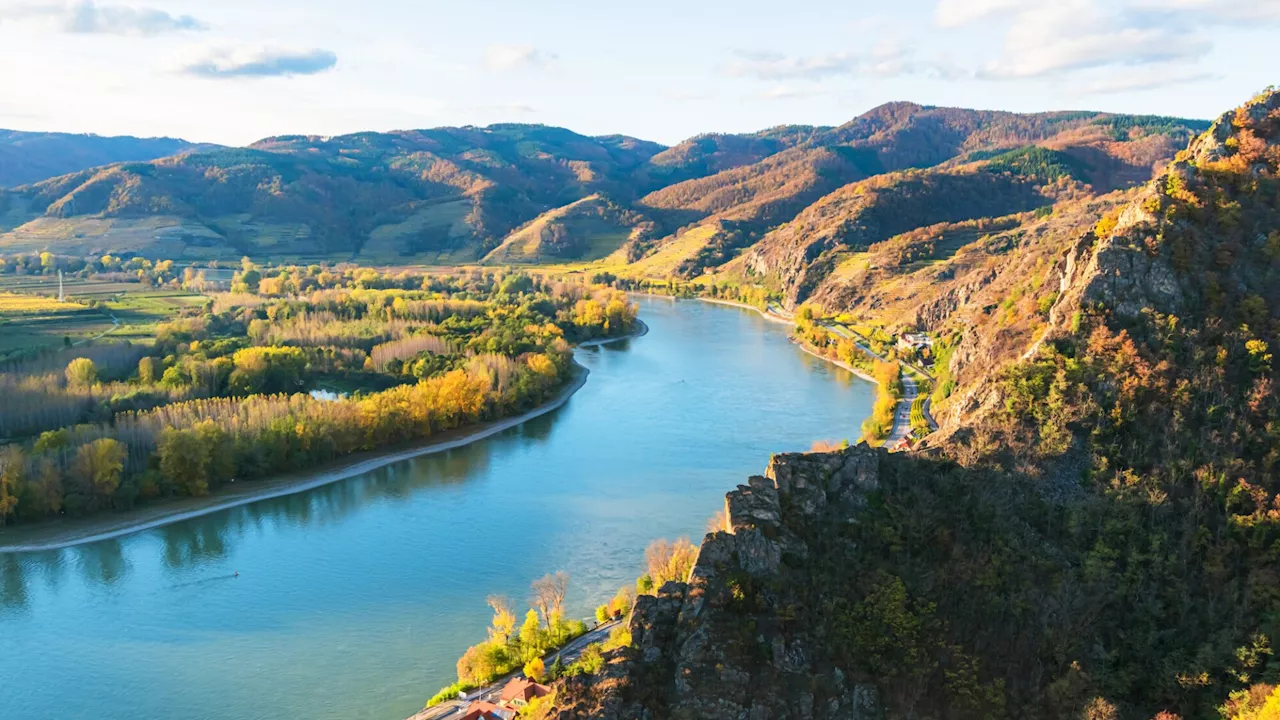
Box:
(459, 701, 514, 720)
(499, 677, 551, 707)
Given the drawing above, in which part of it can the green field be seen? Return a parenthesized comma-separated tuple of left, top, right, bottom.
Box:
(0, 276, 206, 360)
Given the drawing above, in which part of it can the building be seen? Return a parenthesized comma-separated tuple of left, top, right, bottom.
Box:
(459, 700, 515, 720)
(499, 677, 551, 708)
(896, 332, 933, 352)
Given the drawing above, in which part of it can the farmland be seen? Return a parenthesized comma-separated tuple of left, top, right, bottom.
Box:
(0, 275, 206, 361)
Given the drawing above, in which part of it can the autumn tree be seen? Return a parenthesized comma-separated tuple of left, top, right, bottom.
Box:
(137, 356, 157, 384)
(72, 438, 125, 507)
(487, 595, 516, 643)
(0, 445, 25, 523)
(65, 357, 98, 387)
(519, 609, 545, 661)
(158, 426, 210, 496)
(644, 538, 698, 589)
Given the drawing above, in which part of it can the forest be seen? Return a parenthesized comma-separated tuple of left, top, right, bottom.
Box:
(0, 261, 638, 525)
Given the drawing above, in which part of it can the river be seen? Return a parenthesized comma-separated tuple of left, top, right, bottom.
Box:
(0, 296, 874, 720)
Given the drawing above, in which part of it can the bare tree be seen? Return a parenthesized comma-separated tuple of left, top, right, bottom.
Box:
(531, 570, 570, 627)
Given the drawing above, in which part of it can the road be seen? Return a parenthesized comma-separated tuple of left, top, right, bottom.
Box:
(818, 321, 935, 449)
(407, 619, 622, 720)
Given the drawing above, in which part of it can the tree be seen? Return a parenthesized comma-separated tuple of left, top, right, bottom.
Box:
(488, 595, 516, 643)
(519, 609, 544, 661)
(456, 641, 508, 686)
(31, 458, 64, 516)
(607, 585, 635, 619)
(65, 357, 98, 387)
(33, 429, 69, 455)
(0, 446, 25, 524)
(644, 538, 698, 589)
(531, 570, 570, 628)
(229, 346, 307, 395)
(137, 356, 157, 384)
(158, 427, 210, 496)
(523, 657, 545, 683)
(72, 438, 125, 506)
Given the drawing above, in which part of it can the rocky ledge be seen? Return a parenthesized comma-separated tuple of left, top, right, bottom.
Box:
(550, 445, 886, 720)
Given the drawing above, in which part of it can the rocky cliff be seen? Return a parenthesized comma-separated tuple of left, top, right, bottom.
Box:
(551, 447, 886, 720)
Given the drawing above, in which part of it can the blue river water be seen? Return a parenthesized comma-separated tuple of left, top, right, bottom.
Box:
(0, 296, 874, 720)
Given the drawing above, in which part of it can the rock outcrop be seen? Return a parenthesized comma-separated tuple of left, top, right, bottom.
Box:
(550, 446, 886, 720)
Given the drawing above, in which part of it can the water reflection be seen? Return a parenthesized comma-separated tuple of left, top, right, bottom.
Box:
(76, 540, 130, 586)
(0, 395, 566, 598)
(1, 553, 28, 608)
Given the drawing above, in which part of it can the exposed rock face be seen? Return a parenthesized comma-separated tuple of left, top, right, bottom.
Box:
(550, 447, 887, 720)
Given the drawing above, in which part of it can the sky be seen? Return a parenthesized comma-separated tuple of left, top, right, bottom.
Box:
(0, 0, 1276, 147)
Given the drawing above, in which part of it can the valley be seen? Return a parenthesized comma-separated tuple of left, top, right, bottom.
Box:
(2, 82, 1280, 720)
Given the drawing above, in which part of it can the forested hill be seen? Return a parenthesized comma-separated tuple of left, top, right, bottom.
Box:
(0, 106, 1208, 268)
(0, 129, 205, 188)
(543, 89, 1280, 720)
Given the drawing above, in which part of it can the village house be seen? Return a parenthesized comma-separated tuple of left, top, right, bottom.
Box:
(459, 700, 514, 720)
(896, 332, 933, 353)
(499, 677, 551, 708)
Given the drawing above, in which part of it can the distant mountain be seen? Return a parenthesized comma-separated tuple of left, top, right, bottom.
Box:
(0, 125, 667, 262)
(628, 105, 1208, 286)
(0, 129, 207, 188)
(0, 107, 1209, 266)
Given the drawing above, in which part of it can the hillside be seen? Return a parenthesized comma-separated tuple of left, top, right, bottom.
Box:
(0, 106, 1209, 268)
(622, 106, 1205, 285)
(0, 129, 205, 188)
(545, 89, 1280, 720)
(0, 125, 667, 262)
(482, 194, 652, 264)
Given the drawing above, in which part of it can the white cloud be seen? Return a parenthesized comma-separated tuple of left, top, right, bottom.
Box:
(0, 0, 206, 36)
(934, 0, 1026, 27)
(981, 2, 1210, 78)
(1080, 66, 1220, 95)
(1129, 0, 1280, 24)
(724, 44, 957, 82)
(484, 44, 556, 71)
(936, 0, 1274, 80)
(467, 103, 537, 114)
(664, 91, 712, 102)
(760, 85, 825, 100)
(180, 48, 338, 79)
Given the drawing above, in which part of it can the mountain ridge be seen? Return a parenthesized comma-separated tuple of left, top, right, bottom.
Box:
(0, 106, 1209, 268)
(0, 128, 211, 188)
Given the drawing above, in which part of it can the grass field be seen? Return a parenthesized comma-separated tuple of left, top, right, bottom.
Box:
(0, 290, 112, 357)
(0, 276, 207, 360)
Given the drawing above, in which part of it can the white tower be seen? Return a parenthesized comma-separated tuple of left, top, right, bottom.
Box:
(58, 270, 64, 302)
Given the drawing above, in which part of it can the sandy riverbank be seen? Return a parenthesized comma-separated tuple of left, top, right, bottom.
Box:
(0, 322, 648, 554)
